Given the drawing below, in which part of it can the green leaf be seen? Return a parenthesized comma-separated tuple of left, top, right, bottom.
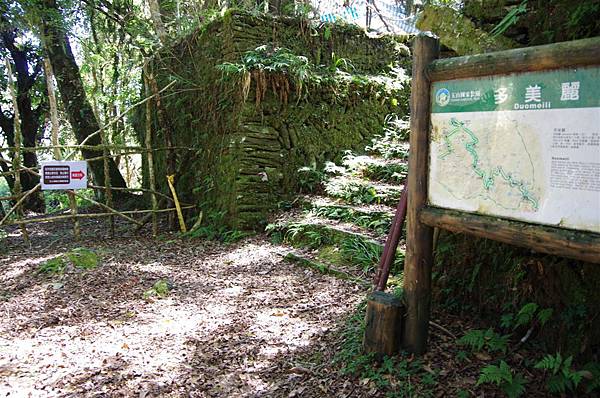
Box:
(537, 308, 553, 326)
(514, 302, 538, 328)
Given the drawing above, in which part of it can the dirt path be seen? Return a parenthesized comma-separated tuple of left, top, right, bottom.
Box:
(0, 222, 370, 397)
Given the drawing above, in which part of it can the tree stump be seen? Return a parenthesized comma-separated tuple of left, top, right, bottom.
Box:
(362, 291, 405, 358)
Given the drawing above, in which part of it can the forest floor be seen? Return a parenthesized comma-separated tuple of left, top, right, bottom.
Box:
(0, 218, 367, 397)
(0, 218, 556, 397)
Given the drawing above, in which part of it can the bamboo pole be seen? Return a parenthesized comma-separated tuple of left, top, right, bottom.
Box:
(87, 185, 180, 204)
(62, 81, 176, 160)
(143, 63, 159, 236)
(0, 184, 41, 226)
(146, 63, 177, 228)
(44, 57, 80, 240)
(0, 144, 194, 153)
(167, 174, 187, 233)
(402, 33, 439, 355)
(1, 205, 196, 226)
(101, 129, 114, 236)
(69, 190, 143, 226)
(4, 57, 30, 245)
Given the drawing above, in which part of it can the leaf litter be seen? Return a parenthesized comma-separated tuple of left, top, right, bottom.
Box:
(0, 220, 371, 397)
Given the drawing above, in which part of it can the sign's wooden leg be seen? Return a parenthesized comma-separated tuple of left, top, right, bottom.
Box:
(402, 33, 440, 355)
(363, 291, 404, 358)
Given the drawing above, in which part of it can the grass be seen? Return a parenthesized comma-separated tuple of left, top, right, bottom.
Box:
(361, 162, 408, 184)
(340, 236, 382, 273)
(325, 179, 402, 206)
(366, 114, 410, 160)
(312, 205, 392, 236)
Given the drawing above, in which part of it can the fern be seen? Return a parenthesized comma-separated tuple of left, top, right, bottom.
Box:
(514, 302, 538, 327)
(490, 0, 528, 38)
(477, 361, 527, 398)
(537, 308, 553, 326)
(535, 353, 586, 394)
(458, 328, 509, 353)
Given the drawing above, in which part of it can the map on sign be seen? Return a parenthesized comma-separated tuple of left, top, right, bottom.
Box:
(41, 161, 88, 190)
(429, 66, 600, 233)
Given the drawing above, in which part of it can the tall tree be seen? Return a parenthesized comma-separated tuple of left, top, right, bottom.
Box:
(148, 0, 167, 45)
(35, 0, 128, 193)
(0, 11, 46, 212)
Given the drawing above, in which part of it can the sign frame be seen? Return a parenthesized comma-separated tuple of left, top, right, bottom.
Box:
(402, 34, 600, 355)
(41, 161, 88, 190)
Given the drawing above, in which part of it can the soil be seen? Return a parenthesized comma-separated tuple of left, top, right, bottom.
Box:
(0, 218, 581, 397)
(0, 219, 373, 397)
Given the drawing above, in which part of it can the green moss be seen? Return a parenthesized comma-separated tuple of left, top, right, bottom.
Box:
(317, 245, 345, 265)
(417, 5, 518, 55)
(139, 11, 411, 230)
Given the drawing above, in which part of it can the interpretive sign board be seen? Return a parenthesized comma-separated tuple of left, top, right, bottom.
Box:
(429, 66, 600, 233)
(41, 161, 88, 190)
(400, 36, 600, 355)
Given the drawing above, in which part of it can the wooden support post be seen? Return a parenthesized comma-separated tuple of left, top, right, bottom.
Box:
(44, 58, 80, 240)
(363, 291, 404, 358)
(402, 33, 439, 355)
(143, 62, 158, 237)
(101, 130, 114, 236)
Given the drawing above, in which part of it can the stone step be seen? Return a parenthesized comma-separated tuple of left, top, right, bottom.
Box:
(324, 175, 405, 207)
(332, 154, 409, 185)
(268, 217, 406, 277)
(295, 196, 395, 238)
(299, 195, 396, 214)
(282, 251, 371, 287)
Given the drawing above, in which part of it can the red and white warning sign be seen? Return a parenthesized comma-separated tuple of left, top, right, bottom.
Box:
(41, 161, 88, 190)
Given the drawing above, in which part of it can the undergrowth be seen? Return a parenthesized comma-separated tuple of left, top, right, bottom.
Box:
(366, 114, 410, 159)
(183, 211, 249, 243)
(340, 237, 382, 273)
(457, 301, 600, 396)
(361, 163, 408, 184)
(325, 180, 401, 206)
(334, 301, 438, 397)
(312, 206, 392, 236)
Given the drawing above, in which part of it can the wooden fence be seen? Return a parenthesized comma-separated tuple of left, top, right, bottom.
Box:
(1, 59, 193, 244)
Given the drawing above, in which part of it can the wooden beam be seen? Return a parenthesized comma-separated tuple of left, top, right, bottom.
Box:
(429, 36, 600, 82)
(402, 33, 439, 355)
(420, 207, 600, 264)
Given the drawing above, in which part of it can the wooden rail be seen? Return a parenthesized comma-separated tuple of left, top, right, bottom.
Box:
(420, 207, 600, 264)
(429, 36, 600, 81)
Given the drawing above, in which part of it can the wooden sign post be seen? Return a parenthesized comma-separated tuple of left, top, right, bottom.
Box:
(403, 34, 600, 355)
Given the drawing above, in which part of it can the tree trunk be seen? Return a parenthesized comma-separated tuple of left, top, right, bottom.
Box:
(148, 0, 167, 45)
(39, 0, 128, 194)
(0, 16, 45, 212)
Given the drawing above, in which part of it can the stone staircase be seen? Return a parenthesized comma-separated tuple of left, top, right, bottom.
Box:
(267, 119, 409, 290)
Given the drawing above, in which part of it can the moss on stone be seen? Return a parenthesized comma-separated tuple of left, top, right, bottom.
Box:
(141, 11, 411, 230)
(416, 5, 518, 55)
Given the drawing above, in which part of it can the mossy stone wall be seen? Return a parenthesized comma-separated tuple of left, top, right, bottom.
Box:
(146, 11, 411, 229)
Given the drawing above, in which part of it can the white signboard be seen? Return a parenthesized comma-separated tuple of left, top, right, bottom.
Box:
(41, 161, 88, 190)
(429, 66, 600, 233)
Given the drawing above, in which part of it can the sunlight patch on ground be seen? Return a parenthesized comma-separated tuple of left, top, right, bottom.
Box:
(0, 235, 366, 396)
